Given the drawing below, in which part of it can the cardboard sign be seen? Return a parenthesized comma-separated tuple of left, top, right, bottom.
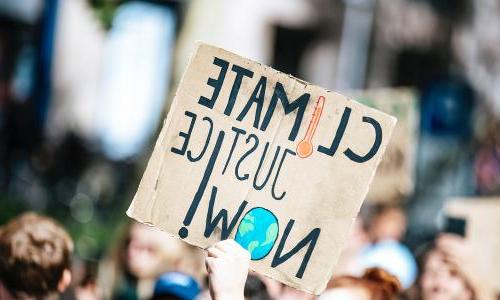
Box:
(127, 43, 396, 294)
(445, 198, 500, 292)
(350, 88, 418, 203)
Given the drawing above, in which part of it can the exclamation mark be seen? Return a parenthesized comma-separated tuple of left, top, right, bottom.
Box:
(178, 131, 225, 239)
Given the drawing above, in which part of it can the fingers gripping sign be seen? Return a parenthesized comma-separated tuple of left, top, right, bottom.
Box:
(206, 239, 250, 300)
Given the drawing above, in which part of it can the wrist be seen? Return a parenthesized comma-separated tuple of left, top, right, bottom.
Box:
(215, 292, 245, 300)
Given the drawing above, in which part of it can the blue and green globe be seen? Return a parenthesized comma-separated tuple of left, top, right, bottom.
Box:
(235, 207, 279, 260)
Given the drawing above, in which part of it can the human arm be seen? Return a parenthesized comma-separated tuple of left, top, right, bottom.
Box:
(205, 239, 250, 300)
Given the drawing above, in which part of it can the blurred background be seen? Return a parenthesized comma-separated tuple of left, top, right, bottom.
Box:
(1, 0, 499, 299)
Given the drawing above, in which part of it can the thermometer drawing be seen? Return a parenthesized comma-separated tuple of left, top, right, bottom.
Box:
(296, 96, 325, 158)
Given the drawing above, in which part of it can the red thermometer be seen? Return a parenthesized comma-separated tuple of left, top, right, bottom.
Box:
(296, 96, 325, 158)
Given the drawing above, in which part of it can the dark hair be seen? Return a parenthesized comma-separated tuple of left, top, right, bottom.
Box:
(0, 212, 73, 297)
(329, 268, 402, 300)
(244, 275, 271, 300)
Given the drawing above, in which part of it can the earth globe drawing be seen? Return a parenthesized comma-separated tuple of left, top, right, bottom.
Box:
(235, 207, 279, 260)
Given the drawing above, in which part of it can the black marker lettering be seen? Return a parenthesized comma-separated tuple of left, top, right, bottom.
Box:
(271, 220, 320, 279)
(204, 186, 248, 239)
(253, 143, 280, 190)
(187, 116, 213, 162)
(317, 107, 351, 156)
(222, 127, 246, 175)
(235, 134, 259, 181)
(261, 82, 310, 141)
(225, 64, 254, 116)
(178, 130, 225, 239)
(171, 111, 197, 156)
(344, 116, 382, 163)
(198, 57, 229, 109)
(271, 149, 295, 200)
(237, 76, 266, 128)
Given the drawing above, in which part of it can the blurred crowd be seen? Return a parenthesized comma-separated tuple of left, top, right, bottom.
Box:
(1, 0, 500, 299)
(1, 205, 498, 299)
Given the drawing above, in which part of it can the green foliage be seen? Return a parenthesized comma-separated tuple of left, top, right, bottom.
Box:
(89, 0, 122, 30)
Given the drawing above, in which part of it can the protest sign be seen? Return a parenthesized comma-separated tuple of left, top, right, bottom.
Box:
(445, 198, 500, 292)
(127, 43, 397, 294)
(350, 88, 418, 203)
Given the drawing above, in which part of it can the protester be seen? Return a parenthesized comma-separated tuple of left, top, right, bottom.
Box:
(99, 221, 204, 300)
(361, 204, 417, 288)
(359, 239, 417, 289)
(364, 204, 408, 242)
(320, 267, 401, 300)
(335, 203, 417, 289)
(415, 234, 496, 300)
(0, 212, 74, 299)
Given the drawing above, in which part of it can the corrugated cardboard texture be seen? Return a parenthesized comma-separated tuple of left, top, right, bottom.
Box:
(127, 43, 397, 294)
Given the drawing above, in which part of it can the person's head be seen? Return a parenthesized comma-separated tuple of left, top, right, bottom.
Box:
(363, 204, 407, 242)
(0, 212, 73, 298)
(125, 222, 185, 279)
(320, 268, 401, 300)
(103, 222, 204, 300)
(419, 248, 473, 300)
